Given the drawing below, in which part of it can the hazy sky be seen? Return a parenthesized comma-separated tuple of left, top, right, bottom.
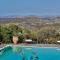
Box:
(0, 0, 60, 16)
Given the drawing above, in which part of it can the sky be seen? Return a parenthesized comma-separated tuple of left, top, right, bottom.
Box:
(0, 0, 60, 16)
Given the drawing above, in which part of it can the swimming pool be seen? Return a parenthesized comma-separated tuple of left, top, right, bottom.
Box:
(0, 46, 60, 60)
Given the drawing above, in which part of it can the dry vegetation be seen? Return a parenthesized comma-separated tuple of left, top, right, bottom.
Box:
(0, 16, 60, 44)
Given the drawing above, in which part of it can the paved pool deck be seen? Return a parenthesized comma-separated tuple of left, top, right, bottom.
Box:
(0, 44, 60, 49)
(13, 44, 60, 48)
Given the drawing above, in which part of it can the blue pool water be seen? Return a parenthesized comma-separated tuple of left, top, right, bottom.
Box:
(0, 46, 60, 60)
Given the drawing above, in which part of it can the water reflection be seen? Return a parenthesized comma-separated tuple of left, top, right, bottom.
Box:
(30, 51, 39, 60)
(13, 47, 39, 60)
(20, 49, 27, 60)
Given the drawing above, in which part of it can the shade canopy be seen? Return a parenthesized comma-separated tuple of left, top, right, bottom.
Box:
(25, 39, 32, 42)
(57, 41, 60, 43)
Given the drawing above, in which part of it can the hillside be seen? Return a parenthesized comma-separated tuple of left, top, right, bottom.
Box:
(0, 16, 60, 44)
(0, 16, 60, 30)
